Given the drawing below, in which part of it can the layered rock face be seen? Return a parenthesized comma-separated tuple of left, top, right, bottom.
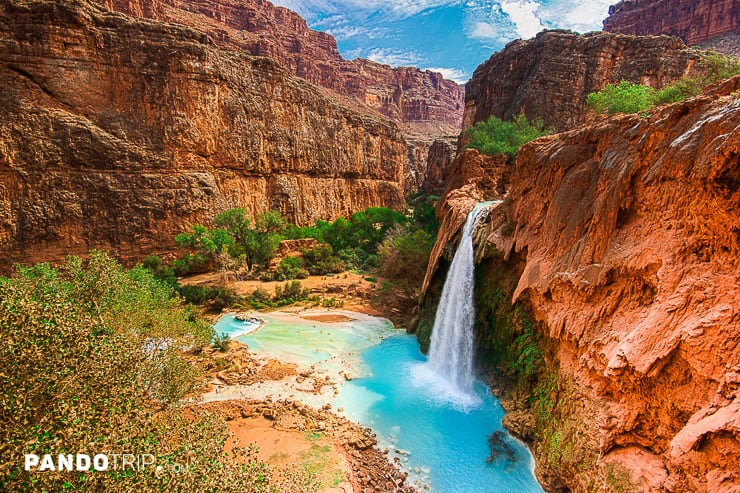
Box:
(426, 79, 740, 491)
(603, 0, 740, 51)
(0, 0, 407, 270)
(419, 136, 458, 195)
(93, 0, 464, 131)
(464, 30, 700, 132)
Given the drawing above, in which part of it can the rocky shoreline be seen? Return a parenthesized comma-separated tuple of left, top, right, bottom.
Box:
(192, 326, 416, 492)
(197, 399, 415, 493)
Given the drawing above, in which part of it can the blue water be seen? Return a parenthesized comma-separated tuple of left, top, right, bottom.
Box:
(213, 314, 262, 339)
(227, 311, 544, 492)
(337, 333, 544, 493)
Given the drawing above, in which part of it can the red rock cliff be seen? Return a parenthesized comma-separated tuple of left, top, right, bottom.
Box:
(464, 30, 700, 132)
(427, 79, 740, 491)
(603, 0, 740, 51)
(0, 0, 408, 271)
(93, 0, 464, 131)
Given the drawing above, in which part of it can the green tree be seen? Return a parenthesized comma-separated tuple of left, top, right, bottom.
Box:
(465, 115, 551, 158)
(586, 80, 657, 114)
(377, 226, 435, 290)
(175, 224, 235, 273)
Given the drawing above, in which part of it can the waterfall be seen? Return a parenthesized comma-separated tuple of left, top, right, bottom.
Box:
(426, 202, 490, 395)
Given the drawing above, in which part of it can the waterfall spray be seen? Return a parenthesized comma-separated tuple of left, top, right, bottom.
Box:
(426, 202, 490, 395)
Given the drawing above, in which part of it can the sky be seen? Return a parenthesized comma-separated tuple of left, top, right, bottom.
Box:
(270, 0, 615, 83)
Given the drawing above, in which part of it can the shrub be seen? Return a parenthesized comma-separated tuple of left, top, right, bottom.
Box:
(465, 115, 551, 158)
(173, 252, 210, 275)
(178, 284, 239, 311)
(377, 226, 435, 287)
(654, 78, 702, 104)
(302, 244, 345, 275)
(273, 281, 310, 305)
(275, 256, 309, 281)
(141, 255, 179, 287)
(586, 80, 656, 114)
(0, 252, 289, 491)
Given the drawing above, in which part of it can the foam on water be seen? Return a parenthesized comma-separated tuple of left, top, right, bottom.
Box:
(213, 314, 263, 339)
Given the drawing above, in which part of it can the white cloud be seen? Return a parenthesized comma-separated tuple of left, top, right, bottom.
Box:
(469, 21, 498, 40)
(500, 0, 544, 39)
(425, 67, 470, 83)
(325, 25, 387, 40)
(366, 48, 425, 66)
(272, 0, 464, 21)
(537, 0, 614, 33)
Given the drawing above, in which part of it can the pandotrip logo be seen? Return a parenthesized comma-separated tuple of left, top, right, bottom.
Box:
(24, 454, 191, 474)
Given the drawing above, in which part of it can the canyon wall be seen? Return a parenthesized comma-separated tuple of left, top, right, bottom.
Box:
(464, 30, 700, 132)
(93, 0, 464, 131)
(0, 0, 408, 271)
(603, 0, 740, 54)
(91, 0, 465, 197)
(424, 79, 740, 491)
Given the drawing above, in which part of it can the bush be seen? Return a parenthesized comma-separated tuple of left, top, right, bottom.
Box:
(178, 284, 239, 311)
(273, 281, 310, 305)
(0, 252, 297, 491)
(465, 115, 551, 158)
(275, 256, 309, 281)
(588, 55, 740, 114)
(377, 226, 435, 287)
(141, 255, 179, 288)
(654, 78, 701, 104)
(173, 252, 210, 275)
(586, 80, 656, 114)
(302, 244, 345, 275)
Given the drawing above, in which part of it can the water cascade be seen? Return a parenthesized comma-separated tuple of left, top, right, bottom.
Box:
(426, 202, 491, 395)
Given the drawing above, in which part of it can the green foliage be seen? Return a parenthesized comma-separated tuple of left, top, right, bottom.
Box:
(586, 80, 657, 114)
(172, 251, 210, 276)
(174, 202, 429, 281)
(302, 244, 346, 275)
(531, 370, 558, 428)
(320, 297, 344, 308)
(588, 54, 740, 114)
(464, 115, 551, 158)
(377, 226, 435, 288)
(141, 255, 178, 288)
(654, 78, 701, 104)
(321, 207, 407, 259)
(410, 194, 440, 235)
(701, 51, 740, 83)
(273, 281, 310, 305)
(510, 311, 544, 382)
(0, 252, 314, 491)
(275, 256, 309, 281)
(178, 284, 239, 311)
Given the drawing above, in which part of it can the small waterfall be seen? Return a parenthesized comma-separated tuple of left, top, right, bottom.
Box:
(426, 202, 490, 395)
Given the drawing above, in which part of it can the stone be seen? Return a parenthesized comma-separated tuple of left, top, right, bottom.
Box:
(603, 0, 739, 53)
(0, 0, 409, 271)
(428, 75, 740, 491)
(93, 0, 464, 197)
(464, 30, 701, 132)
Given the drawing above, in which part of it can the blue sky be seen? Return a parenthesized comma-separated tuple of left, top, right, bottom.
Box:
(270, 0, 615, 83)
